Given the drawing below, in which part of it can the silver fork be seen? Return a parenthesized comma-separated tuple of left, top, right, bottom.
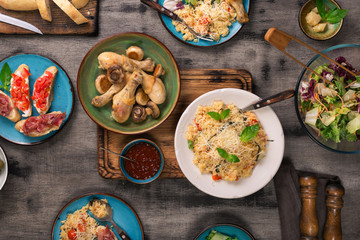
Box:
(141, 0, 214, 42)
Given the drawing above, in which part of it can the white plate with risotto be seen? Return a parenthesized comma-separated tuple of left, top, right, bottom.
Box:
(174, 88, 284, 199)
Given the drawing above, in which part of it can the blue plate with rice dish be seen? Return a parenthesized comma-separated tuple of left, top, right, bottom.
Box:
(157, 0, 250, 47)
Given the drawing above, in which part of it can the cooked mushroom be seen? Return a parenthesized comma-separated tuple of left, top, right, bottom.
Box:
(145, 101, 160, 119)
(107, 65, 124, 85)
(135, 88, 149, 106)
(126, 46, 144, 61)
(153, 64, 165, 78)
(131, 105, 147, 123)
(95, 74, 112, 94)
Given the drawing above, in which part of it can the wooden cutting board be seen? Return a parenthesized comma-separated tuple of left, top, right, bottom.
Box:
(0, 0, 98, 35)
(97, 69, 253, 179)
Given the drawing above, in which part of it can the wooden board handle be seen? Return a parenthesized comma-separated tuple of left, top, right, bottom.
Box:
(141, 0, 179, 21)
(300, 176, 319, 240)
(324, 184, 345, 240)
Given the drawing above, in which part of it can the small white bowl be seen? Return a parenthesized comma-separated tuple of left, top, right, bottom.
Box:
(0, 146, 8, 190)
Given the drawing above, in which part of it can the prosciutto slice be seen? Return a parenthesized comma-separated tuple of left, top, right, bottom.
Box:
(0, 93, 12, 117)
(22, 112, 66, 134)
(96, 225, 116, 240)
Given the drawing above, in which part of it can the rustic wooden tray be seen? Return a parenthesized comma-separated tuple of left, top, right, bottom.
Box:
(0, 0, 98, 35)
(97, 69, 253, 179)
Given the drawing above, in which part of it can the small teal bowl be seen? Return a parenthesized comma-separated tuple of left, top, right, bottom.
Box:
(120, 139, 164, 184)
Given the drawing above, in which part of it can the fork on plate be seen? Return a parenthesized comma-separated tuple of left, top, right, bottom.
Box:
(140, 0, 214, 42)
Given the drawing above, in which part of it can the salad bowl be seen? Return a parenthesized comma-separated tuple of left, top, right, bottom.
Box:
(295, 44, 360, 153)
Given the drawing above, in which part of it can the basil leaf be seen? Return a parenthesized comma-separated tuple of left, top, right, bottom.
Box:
(325, 8, 348, 24)
(240, 124, 260, 142)
(208, 109, 230, 121)
(216, 147, 229, 159)
(227, 154, 240, 163)
(190, 0, 197, 5)
(207, 111, 221, 121)
(0, 63, 11, 91)
(187, 140, 194, 150)
(316, 0, 326, 19)
(220, 109, 230, 120)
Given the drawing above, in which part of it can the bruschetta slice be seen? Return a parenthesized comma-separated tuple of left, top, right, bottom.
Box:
(96, 225, 118, 240)
(32, 66, 58, 115)
(0, 90, 21, 122)
(15, 111, 66, 137)
(10, 64, 32, 117)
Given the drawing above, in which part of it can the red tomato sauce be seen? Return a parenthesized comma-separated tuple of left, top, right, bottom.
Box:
(124, 142, 161, 180)
(32, 71, 53, 111)
(10, 70, 31, 112)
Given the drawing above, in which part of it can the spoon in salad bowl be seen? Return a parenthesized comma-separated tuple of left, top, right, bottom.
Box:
(89, 199, 131, 240)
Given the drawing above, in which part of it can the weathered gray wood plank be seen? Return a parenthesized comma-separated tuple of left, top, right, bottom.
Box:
(0, 0, 359, 239)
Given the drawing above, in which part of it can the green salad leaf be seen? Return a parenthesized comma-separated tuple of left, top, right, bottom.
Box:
(240, 124, 260, 142)
(216, 148, 239, 163)
(0, 63, 11, 91)
(207, 109, 230, 121)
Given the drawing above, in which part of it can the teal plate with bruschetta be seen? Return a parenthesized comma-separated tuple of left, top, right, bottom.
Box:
(0, 54, 74, 145)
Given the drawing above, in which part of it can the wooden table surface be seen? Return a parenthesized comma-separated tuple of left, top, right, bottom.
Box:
(0, 0, 359, 239)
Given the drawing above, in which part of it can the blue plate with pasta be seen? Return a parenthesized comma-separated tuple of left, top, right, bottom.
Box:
(51, 193, 144, 240)
(158, 0, 250, 47)
(0, 54, 74, 145)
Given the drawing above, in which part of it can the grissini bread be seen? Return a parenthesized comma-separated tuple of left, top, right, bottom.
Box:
(71, 0, 89, 9)
(10, 64, 32, 117)
(0, 0, 38, 11)
(36, 0, 52, 21)
(15, 111, 66, 137)
(52, 0, 88, 24)
(0, 90, 21, 122)
(32, 66, 58, 114)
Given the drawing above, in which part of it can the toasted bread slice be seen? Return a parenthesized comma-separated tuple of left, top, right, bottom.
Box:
(32, 66, 58, 115)
(10, 64, 32, 117)
(71, 0, 89, 9)
(52, 0, 88, 24)
(0, 90, 21, 122)
(15, 111, 66, 137)
(36, 0, 52, 22)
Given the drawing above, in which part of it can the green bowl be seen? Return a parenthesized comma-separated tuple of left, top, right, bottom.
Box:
(299, 0, 343, 40)
(77, 33, 180, 134)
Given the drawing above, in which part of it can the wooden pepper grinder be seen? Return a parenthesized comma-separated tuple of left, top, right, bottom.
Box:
(300, 176, 319, 240)
(324, 184, 345, 240)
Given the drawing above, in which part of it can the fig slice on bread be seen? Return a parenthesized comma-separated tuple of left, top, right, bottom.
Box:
(32, 66, 58, 115)
(10, 64, 32, 117)
(15, 111, 66, 137)
(0, 90, 21, 122)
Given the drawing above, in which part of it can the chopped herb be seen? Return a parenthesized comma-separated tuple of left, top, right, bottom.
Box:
(207, 109, 230, 121)
(187, 140, 194, 150)
(240, 124, 260, 142)
(216, 147, 239, 163)
(0, 63, 11, 91)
